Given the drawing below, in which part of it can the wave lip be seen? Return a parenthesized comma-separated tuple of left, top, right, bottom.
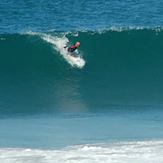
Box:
(1, 140, 163, 163)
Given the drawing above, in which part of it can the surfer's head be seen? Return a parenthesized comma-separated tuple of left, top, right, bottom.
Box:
(75, 42, 80, 48)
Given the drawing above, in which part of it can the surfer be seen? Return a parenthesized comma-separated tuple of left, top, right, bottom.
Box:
(64, 42, 80, 53)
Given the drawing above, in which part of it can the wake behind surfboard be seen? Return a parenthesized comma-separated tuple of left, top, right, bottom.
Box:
(40, 33, 86, 68)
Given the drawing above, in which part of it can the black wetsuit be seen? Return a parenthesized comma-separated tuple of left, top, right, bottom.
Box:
(67, 45, 77, 53)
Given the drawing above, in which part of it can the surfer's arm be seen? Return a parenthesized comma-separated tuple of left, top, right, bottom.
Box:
(64, 42, 70, 48)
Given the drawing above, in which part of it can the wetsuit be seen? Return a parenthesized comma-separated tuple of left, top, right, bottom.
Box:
(67, 45, 77, 53)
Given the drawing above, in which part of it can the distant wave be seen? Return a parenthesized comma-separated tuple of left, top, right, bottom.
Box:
(1, 140, 163, 163)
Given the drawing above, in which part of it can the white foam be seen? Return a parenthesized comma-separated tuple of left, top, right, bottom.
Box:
(42, 34, 85, 68)
(27, 32, 85, 69)
(1, 140, 163, 163)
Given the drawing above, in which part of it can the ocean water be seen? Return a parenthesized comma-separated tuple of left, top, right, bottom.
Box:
(1, 0, 163, 162)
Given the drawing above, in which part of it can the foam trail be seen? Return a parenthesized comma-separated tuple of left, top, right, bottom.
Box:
(27, 32, 85, 68)
(42, 34, 85, 68)
(1, 140, 163, 163)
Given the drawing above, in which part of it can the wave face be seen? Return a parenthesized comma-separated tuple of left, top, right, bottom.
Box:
(0, 29, 163, 116)
(1, 140, 163, 163)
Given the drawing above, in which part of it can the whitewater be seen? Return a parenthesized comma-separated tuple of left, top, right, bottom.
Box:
(1, 140, 163, 163)
(27, 32, 85, 68)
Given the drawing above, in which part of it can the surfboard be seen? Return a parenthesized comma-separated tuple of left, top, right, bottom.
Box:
(62, 47, 85, 68)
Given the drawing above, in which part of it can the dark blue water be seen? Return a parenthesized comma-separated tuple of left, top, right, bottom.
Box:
(1, 0, 163, 162)
(1, 0, 163, 33)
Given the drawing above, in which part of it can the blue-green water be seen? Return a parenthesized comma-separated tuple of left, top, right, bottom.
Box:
(1, 0, 163, 162)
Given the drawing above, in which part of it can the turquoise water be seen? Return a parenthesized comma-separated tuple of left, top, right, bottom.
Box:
(0, 30, 163, 115)
(1, 0, 163, 162)
(1, 109, 163, 148)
